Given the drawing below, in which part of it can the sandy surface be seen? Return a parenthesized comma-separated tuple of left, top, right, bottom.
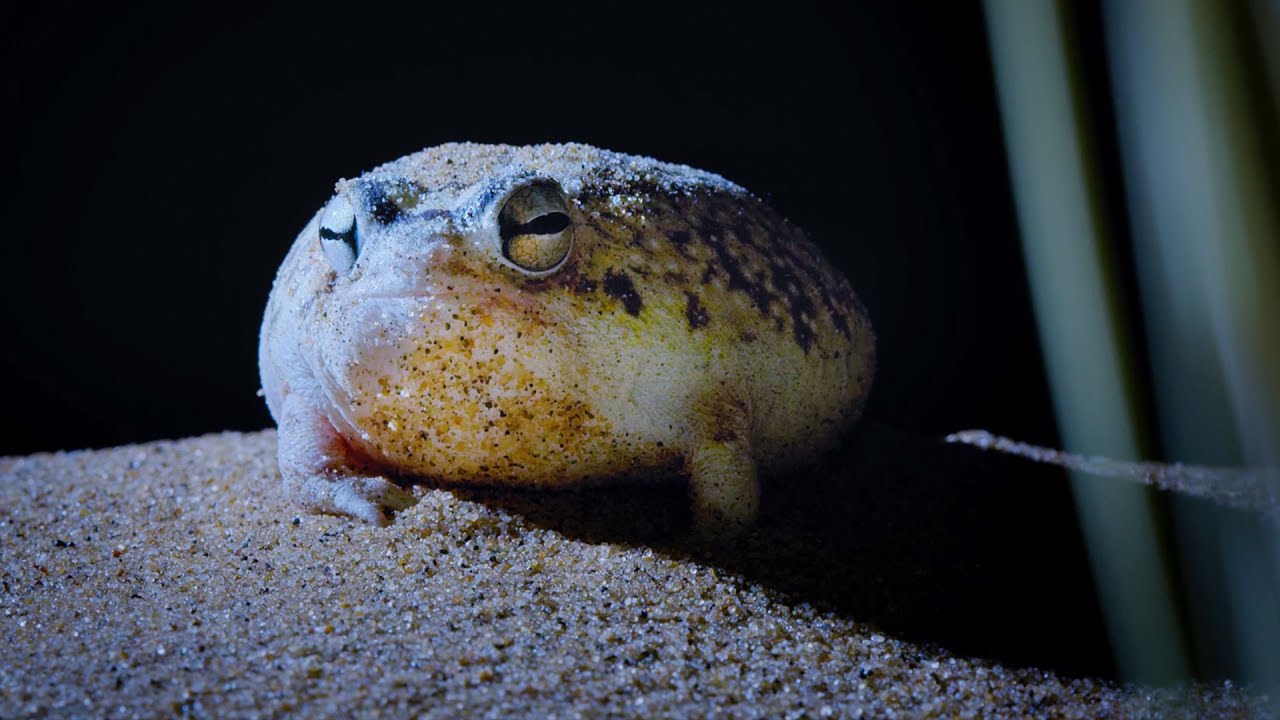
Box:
(0, 427, 1269, 718)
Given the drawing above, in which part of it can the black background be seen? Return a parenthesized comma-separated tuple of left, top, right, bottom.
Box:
(0, 1, 1057, 456)
(1, 0, 1138, 681)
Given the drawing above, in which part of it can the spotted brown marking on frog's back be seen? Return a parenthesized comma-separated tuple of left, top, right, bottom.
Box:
(565, 182, 858, 355)
(602, 268, 643, 316)
(684, 291, 709, 329)
(691, 197, 858, 353)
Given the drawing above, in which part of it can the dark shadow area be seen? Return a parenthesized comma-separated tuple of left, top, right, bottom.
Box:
(444, 421, 1119, 679)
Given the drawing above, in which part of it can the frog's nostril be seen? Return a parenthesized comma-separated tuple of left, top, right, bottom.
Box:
(367, 187, 402, 225)
(360, 178, 426, 225)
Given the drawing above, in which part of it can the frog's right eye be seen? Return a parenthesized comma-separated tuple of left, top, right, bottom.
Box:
(319, 195, 360, 273)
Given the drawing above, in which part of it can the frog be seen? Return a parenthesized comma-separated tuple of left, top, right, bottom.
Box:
(258, 142, 875, 534)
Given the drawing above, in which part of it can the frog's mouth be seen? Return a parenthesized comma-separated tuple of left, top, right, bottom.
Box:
(352, 278, 537, 310)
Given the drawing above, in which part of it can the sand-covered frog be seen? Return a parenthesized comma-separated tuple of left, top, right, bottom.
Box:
(259, 143, 875, 533)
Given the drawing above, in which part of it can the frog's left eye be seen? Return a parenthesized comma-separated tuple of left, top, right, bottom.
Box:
(498, 180, 574, 272)
(319, 195, 360, 273)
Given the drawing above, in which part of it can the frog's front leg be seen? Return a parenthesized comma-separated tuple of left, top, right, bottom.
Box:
(275, 393, 416, 526)
(686, 392, 759, 537)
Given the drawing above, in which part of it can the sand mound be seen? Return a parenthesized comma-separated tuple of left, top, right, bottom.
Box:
(0, 428, 1265, 718)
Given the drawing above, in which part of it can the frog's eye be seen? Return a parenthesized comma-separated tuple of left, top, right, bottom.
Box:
(319, 194, 360, 273)
(498, 180, 574, 272)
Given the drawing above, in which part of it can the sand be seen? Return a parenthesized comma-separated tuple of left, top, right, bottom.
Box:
(0, 426, 1269, 718)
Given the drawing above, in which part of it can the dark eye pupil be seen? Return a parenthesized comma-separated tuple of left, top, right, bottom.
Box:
(500, 212, 571, 242)
(320, 222, 357, 252)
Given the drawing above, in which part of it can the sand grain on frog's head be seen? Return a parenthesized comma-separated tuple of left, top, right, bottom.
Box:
(369, 142, 746, 206)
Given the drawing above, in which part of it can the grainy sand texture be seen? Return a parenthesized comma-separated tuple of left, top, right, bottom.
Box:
(0, 427, 1269, 718)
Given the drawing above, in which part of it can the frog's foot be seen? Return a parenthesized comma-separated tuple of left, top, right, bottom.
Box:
(286, 470, 415, 527)
(275, 394, 416, 526)
(686, 392, 759, 538)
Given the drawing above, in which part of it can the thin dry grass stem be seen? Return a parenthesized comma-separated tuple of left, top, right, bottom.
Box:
(947, 430, 1280, 515)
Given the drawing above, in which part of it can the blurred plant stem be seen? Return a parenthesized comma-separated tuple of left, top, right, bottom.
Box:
(1102, 0, 1280, 692)
(986, 0, 1280, 695)
(985, 0, 1189, 684)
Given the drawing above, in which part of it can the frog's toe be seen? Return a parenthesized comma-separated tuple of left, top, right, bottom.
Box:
(328, 475, 416, 526)
(284, 470, 417, 526)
